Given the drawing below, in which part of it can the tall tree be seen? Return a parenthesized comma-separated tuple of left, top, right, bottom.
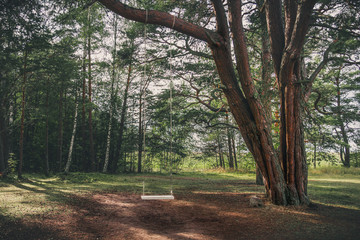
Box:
(87, 6, 96, 171)
(64, 95, 79, 174)
(96, 0, 333, 205)
(103, 14, 119, 173)
(114, 41, 135, 172)
(18, 48, 28, 179)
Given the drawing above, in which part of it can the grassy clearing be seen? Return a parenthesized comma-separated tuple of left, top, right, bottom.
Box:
(308, 167, 360, 210)
(0, 168, 359, 219)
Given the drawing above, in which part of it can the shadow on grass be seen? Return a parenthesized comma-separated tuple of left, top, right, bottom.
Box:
(0, 214, 68, 240)
(1, 175, 360, 240)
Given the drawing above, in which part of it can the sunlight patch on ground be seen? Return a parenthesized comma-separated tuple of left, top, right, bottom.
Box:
(176, 232, 214, 240)
(310, 199, 360, 210)
(310, 178, 360, 184)
(0, 185, 61, 218)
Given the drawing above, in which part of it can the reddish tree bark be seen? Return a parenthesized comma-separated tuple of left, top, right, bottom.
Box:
(97, 0, 317, 205)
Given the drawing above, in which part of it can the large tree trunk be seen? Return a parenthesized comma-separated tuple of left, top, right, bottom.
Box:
(264, 0, 316, 205)
(278, 75, 308, 204)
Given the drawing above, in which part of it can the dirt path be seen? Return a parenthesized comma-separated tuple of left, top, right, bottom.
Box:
(1, 192, 359, 240)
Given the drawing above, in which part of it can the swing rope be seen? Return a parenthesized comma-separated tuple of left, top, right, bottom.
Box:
(169, 49, 174, 195)
(142, 9, 148, 171)
(169, 13, 176, 196)
(169, 11, 176, 196)
(141, 9, 175, 200)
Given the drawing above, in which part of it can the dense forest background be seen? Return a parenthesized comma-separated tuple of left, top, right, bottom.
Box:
(0, 0, 359, 179)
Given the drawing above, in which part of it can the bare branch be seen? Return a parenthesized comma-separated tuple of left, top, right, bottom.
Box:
(264, 0, 285, 75)
(312, 89, 333, 116)
(304, 40, 335, 100)
(97, 0, 221, 45)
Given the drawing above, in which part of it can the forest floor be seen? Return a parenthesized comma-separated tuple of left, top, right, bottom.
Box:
(0, 170, 360, 240)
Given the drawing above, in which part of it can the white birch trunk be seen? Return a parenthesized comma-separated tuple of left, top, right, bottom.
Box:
(64, 100, 79, 173)
(102, 106, 113, 173)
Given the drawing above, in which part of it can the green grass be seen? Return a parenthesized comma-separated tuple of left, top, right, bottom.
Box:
(0, 168, 359, 219)
(308, 167, 360, 210)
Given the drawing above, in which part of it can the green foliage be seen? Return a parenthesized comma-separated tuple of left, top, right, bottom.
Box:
(59, 172, 98, 183)
(238, 153, 256, 172)
(0, 0, 359, 177)
(307, 151, 339, 167)
(308, 170, 360, 209)
(7, 153, 17, 174)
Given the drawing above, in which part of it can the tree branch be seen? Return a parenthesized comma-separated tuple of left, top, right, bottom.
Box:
(286, 0, 317, 57)
(312, 89, 333, 116)
(283, 0, 297, 47)
(264, 0, 285, 75)
(179, 76, 227, 113)
(304, 41, 335, 100)
(211, 0, 230, 41)
(229, 0, 267, 125)
(97, 0, 221, 45)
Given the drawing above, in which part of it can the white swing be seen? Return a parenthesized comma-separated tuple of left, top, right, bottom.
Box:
(141, 10, 176, 201)
(141, 181, 175, 200)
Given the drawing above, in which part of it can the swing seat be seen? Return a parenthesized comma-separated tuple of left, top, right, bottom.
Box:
(141, 195, 174, 200)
